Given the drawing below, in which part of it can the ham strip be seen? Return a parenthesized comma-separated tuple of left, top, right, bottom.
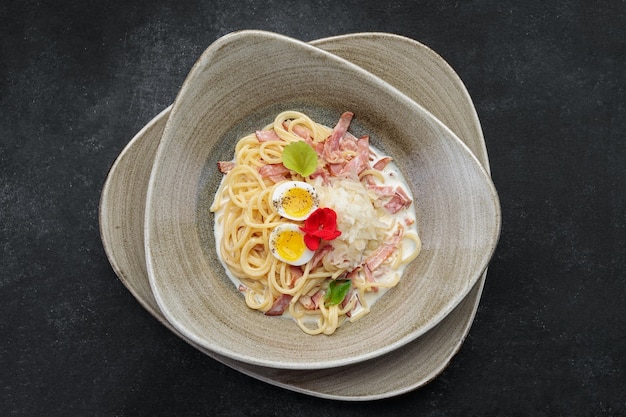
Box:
(367, 184, 396, 198)
(255, 129, 281, 142)
(323, 111, 353, 164)
(339, 135, 370, 177)
(265, 294, 293, 316)
(217, 161, 235, 174)
(362, 265, 378, 292)
(347, 266, 379, 293)
(259, 163, 291, 183)
(363, 175, 395, 198)
(289, 265, 304, 287)
(327, 163, 344, 176)
(384, 187, 413, 214)
(282, 121, 312, 141)
(365, 225, 404, 272)
(341, 288, 356, 312)
(373, 156, 393, 170)
(299, 295, 313, 309)
(299, 290, 323, 310)
(310, 245, 333, 270)
(339, 135, 358, 153)
(310, 166, 330, 184)
(282, 121, 325, 157)
(329, 111, 353, 144)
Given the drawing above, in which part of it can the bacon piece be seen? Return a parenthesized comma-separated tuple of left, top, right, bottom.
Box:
(347, 267, 378, 293)
(339, 131, 357, 145)
(339, 135, 370, 176)
(255, 130, 281, 142)
(282, 121, 312, 141)
(367, 184, 396, 198)
(329, 111, 354, 144)
(289, 265, 304, 280)
(302, 138, 325, 160)
(395, 186, 411, 203)
(299, 290, 324, 310)
(292, 125, 312, 140)
(310, 166, 330, 184)
(289, 265, 304, 287)
(362, 265, 379, 292)
(384, 195, 406, 214)
(339, 135, 358, 153)
(299, 295, 314, 310)
(340, 288, 355, 311)
(363, 175, 395, 198)
(346, 268, 359, 281)
(310, 245, 333, 270)
(384, 187, 413, 214)
(365, 226, 404, 272)
(258, 163, 290, 183)
(265, 294, 293, 316)
(327, 163, 344, 177)
(323, 111, 354, 164)
(311, 290, 324, 307)
(217, 161, 235, 174)
(283, 121, 325, 156)
(373, 156, 393, 171)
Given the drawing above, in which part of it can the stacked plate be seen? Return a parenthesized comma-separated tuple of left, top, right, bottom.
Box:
(99, 31, 500, 400)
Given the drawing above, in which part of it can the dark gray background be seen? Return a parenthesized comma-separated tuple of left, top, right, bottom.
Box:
(1, 1, 624, 415)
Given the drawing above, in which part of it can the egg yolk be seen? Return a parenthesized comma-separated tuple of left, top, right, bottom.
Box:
(280, 187, 314, 219)
(274, 229, 306, 262)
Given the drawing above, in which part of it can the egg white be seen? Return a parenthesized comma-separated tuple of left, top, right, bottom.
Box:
(271, 181, 318, 221)
(269, 223, 315, 266)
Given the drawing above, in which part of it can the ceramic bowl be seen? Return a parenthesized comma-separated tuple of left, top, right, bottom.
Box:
(100, 33, 495, 399)
(145, 30, 501, 370)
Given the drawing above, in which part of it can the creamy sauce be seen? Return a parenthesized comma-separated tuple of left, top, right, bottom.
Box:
(343, 145, 419, 318)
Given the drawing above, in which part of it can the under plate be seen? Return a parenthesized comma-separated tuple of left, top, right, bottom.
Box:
(99, 32, 490, 400)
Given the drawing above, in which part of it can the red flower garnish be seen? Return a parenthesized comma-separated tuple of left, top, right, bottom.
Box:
(300, 208, 342, 250)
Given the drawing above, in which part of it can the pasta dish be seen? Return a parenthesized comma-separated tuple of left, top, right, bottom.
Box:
(210, 111, 421, 335)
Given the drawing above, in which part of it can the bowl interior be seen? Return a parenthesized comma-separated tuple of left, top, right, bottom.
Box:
(145, 30, 500, 370)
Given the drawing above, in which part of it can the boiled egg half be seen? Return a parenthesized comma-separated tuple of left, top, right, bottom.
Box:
(269, 223, 315, 266)
(271, 181, 319, 221)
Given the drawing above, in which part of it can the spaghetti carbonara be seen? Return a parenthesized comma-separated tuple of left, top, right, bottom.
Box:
(210, 111, 421, 335)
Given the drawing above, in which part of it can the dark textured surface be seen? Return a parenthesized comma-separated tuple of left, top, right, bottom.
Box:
(1, 1, 624, 415)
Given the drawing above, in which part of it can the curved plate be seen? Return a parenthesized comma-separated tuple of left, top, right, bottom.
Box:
(99, 32, 490, 399)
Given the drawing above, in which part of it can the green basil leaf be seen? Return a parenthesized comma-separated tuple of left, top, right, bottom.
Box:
(281, 141, 318, 177)
(324, 280, 352, 306)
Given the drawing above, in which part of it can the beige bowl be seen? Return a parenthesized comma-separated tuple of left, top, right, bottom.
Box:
(145, 30, 501, 370)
